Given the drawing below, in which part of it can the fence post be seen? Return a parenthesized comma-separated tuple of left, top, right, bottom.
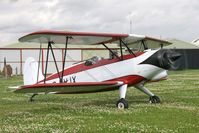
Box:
(4, 57, 8, 79)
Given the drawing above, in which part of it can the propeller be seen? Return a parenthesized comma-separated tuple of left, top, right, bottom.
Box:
(157, 49, 181, 70)
(140, 49, 181, 70)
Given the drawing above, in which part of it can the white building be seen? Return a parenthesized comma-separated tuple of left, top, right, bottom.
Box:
(0, 42, 112, 75)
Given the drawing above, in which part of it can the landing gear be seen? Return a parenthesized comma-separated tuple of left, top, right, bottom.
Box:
(116, 98, 128, 109)
(135, 82, 161, 104)
(29, 93, 38, 102)
(149, 95, 160, 103)
(116, 84, 128, 109)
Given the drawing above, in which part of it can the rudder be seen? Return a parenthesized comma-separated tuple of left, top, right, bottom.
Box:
(23, 57, 44, 85)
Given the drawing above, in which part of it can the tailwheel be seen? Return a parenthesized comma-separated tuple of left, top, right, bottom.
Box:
(29, 94, 38, 102)
(149, 95, 161, 104)
(116, 98, 128, 109)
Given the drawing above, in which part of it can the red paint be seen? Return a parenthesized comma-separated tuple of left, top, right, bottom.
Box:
(107, 75, 145, 86)
(40, 52, 144, 82)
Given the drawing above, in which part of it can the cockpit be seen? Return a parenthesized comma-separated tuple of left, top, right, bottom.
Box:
(85, 56, 103, 66)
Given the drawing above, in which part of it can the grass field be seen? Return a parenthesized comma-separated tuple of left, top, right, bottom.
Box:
(0, 70, 199, 133)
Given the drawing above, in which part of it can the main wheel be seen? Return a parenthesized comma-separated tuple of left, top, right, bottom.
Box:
(149, 95, 161, 103)
(116, 98, 128, 109)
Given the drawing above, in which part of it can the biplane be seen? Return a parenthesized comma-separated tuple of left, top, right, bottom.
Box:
(14, 30, 181, 109)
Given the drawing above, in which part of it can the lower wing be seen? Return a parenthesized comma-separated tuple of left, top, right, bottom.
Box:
(14, 81, 124, 94)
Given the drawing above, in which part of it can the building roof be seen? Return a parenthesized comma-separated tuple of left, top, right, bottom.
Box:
(164, 39, 199, 49)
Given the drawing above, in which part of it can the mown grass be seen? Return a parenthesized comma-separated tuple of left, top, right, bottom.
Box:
(0, 70, 199, 133)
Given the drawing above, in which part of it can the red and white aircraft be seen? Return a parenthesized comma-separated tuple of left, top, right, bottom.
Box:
(14, 30, 181, 109)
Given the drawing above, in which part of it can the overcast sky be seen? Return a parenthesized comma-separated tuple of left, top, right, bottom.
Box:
(0, 0, 199, 46)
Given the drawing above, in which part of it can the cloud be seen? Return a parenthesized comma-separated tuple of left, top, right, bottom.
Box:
(0, 0, 199, 46)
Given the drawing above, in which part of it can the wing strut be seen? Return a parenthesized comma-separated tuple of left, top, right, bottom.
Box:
(141, 40, 148, 50)
(102, 43, 120, 59)
(37, 42, 42, 83)
(102, 38, 137, 60)
(120, 39, 136, 57)
(44, 41, 61, 83)
(60, 36, 71, 82)
(119, 39, 123, 60)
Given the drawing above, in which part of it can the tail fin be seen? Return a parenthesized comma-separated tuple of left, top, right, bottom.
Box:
(23, 57, 44, 85)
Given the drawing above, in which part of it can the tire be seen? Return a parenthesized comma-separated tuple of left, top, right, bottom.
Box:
(116, 98, 128, 109)
(149, 95, 161, 103)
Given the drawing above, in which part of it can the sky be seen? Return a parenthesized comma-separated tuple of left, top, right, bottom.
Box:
(0, 0, 199, 46)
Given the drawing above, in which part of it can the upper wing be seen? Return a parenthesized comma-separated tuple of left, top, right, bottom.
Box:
(14, 81, 123, 94)
(19, 30, 171, 47)
(19, 30, 128, 45)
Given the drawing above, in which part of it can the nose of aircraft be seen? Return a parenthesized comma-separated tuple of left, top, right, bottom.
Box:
(157, 49, 181, 69)
(140, 49, 181, 70)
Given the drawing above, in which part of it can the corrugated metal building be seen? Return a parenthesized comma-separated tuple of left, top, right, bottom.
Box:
(164, 39, 199, 70)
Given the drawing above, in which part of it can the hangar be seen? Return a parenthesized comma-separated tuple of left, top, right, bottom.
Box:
(0, 42, 114, 75)
(164, 39, 199, 70)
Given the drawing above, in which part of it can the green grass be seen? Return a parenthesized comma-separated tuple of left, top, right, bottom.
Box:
(0, 70, 199, 133)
